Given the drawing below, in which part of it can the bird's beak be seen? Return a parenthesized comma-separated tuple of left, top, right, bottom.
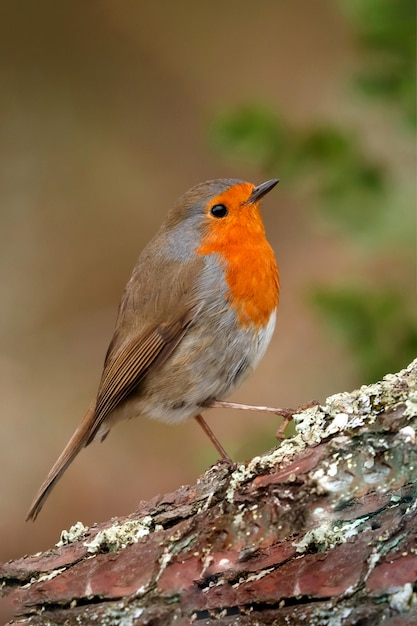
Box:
(244, 178, 279, 205)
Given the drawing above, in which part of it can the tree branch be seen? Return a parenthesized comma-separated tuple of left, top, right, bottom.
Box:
(2, 360, 417, 625)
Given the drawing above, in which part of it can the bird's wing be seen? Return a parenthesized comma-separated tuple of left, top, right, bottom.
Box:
(26, 252, 205, 521)
(87, 249, 206, 443)
(87, 309, 194, 443)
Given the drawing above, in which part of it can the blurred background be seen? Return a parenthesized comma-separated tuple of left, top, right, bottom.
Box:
(0, 0, 415, 618)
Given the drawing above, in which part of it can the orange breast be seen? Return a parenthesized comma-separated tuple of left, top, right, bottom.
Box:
(197, 189, 279, 328)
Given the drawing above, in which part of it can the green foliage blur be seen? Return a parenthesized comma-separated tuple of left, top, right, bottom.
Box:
(210, 0, 416, 384)
(345, 0, 416, 128)
(312, 287, 417, 383)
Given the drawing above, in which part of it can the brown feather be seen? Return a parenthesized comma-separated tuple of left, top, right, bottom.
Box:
(86, 310, 195, 444)
(25, 401, 96, 521)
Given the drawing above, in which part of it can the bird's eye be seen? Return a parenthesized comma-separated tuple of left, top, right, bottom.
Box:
(210, 204, 228, 218)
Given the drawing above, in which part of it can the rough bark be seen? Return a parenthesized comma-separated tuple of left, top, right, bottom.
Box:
(2, 360, 417, 626)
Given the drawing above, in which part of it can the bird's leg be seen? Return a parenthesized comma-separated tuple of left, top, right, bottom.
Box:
(205, 400, 295, 419)
(194, 414, 232, 462)
(204, 399, 320, 440)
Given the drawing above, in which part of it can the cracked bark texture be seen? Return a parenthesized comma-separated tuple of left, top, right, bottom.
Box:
(2, 360, 417, 626)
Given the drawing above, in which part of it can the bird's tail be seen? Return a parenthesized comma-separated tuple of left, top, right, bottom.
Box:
(26, 401, 97, 522)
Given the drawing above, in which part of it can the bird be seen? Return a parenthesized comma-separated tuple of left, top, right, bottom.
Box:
(26, 177, 281, 521)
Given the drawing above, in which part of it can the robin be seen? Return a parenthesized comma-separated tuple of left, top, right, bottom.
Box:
(26, 177, 285, 521)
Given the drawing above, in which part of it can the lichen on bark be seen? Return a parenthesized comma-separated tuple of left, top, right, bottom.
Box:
(1, 359, 416, 625)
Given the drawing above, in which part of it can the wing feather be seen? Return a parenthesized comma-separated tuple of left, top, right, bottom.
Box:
(26, 247, 204, 520)
(86, 310, 194, 443)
